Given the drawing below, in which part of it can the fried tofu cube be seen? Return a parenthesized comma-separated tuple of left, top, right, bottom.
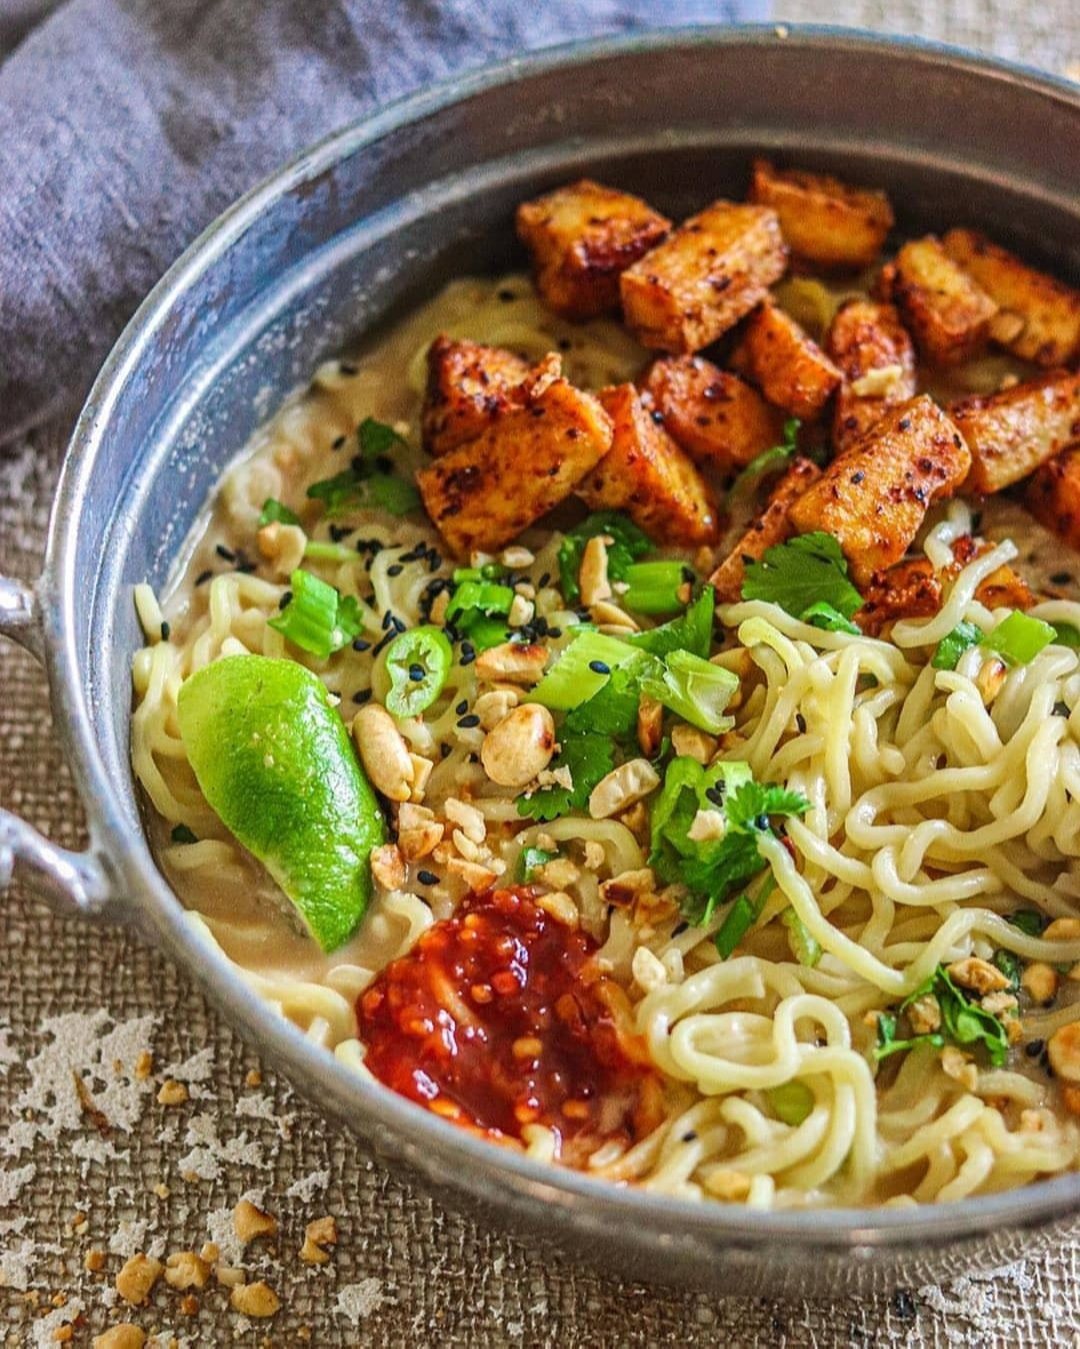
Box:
(709, 457, 822, 602)
(620, 201, 787, 352)
(1026, 447, 1080, 551)
(731, 301, 842, 420)
(943, 229, 1080, 366)
(788, 395, 972, 584)
(748, 158, 894, 270)
(421, 335, 532, 455)
(516, 179, 671, 318)
(640, 355, 785, 472)
(416, 374, 613, 556)
(888, 236, 998, 368)
(826, 299, 917, 453)
(576, 385, 720, 546)
(952, 369, 1080, 494)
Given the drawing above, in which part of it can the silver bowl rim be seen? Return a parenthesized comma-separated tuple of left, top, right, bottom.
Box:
(40, 24, 1080, 1250)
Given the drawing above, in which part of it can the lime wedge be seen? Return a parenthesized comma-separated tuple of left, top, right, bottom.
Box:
(176, 654, 384, 952)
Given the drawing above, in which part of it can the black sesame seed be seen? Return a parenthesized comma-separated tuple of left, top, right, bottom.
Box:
(672, 922, 688, 937)
(468, 752, 479, 764)
(195, 569, 213, 586)
(457, 713, 481, 728)
(159, 621, 170, 641)
(651, 409, 665, 424)
(1051, 572, 1073, 586)
(497, 288, 515, 302)
(280, 591, 293, 610)
(538, 572, 551, 588)
(417, 869, 439, 886)
(216, 544, 236, 562)
(392, 617, 406, 633)
(1025, 1038, 1045, 1058)
(681, 1131, 698, 1143)
(381, 611, 394, 630)
(329, 523, 352, 542)
(588, 660, 610, 675)
(352, 637, 370, 652)
(332, 434, 347, 450)
(387, 564, 404, 577)
(547, 626, 562, 639)
(236, 561, 257, 574)
(352, 688, 373, 705)
(796, 713, 807, 733)
(440, 742, 451, 759)
(372, 630, 395, 656)
(557, 337, 571, 351)
(755, 814, 770, 831)
(456, 699, 468, 715)
(339, 361, 359, 375)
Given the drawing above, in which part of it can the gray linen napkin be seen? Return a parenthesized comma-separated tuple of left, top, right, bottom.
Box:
(0, 0, 765, 444)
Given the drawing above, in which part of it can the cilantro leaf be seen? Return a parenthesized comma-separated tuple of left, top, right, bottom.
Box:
(626, 586, 715, 659)
(742, 532, 863, 622)
(563, 654, 660, 738)
(307, 417, 418, 517)
(723, 780, 813, 833)
(874, 964, 1010, 1068)
(558, 511, 652, 604)
(516, 731, 614, 823)
(801, 601, 861, 636)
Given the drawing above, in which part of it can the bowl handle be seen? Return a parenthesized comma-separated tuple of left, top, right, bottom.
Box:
(0, 573, 119, 919)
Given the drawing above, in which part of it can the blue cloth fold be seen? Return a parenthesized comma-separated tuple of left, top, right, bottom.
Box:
(0, 0, 766, 443)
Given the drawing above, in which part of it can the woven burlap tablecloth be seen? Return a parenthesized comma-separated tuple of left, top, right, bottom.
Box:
(3, 3, 1079, 1343)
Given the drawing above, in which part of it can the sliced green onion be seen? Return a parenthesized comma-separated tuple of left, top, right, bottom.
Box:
(268, 570, 363, 659)
(641, 650, 738, 734)
(384, 626, 453, 719)
(446, 581, 514, 623)
(621, 561, 693, 615)
(801, 601, 860, 636)
(519, 846, 558, 881)
(766, 1080, 815, 1127)
(170, 823, 198, 845)
(258, 498, 300, 528)
(304, 540, 362, 563)
(558, 511, 652, 603)
(627, 586, 715, 659)
(932, 620, 983, 671)
(714, 894, 756, 959)
(781, 907, 821, 967)
(981, 611, 1055, 666)
(1052, 622, 1080, 649)
(529, 630, 641, 710)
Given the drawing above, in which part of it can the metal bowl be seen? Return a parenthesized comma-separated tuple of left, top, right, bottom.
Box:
(2, 27, 1078, 1294)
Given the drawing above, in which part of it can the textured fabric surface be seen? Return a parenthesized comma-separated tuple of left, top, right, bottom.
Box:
(0, 0, 760, 444)
(2, 2, 1079, 1345)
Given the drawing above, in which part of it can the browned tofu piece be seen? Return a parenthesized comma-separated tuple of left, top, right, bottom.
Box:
(640, 355, 786, 472)
(577, 385, 720, 546)
(950, 536, 1037, 612)
(731, 301, 842, 420)
(416, 375, 612, 556)
(620, 201, 787, 352)
(952, 369, 1080, 494)
(748, 158, 894, 270)
(889, 236, 997, 368)
(709, 457, 822, 602)
(943, 229, 1080, 367)
(826, 299, 918, 453)
(1026, 447, 1080, 552)
(421, 335, 532, 455)
(515, 179, 671, 318)
(787, 396, 972, 584)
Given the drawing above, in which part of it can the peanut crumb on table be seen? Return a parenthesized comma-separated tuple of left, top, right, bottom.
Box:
(230, 1281, 281, 1318)
(233, 1198, 278, 1244)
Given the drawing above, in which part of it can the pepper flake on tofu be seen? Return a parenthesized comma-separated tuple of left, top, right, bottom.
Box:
(826, 298, 918, 453)
(788, 394, 972, 585)
(730, 300, 842, 421)
(415, 357, 613, 556)
(515, 178, 671, 318)
(577, 383, 720, 546)
(953, 368, 1080, 495)
(620, 200, 787, 353)
(421, 335, 532, 455)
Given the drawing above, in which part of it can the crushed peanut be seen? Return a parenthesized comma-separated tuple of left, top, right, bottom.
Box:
(906, 994, 942, 1035)
(93, 1329, 146, 1349)
(180, 1294, 200, 1316)
(115, 1253, 164, 1307)
(299, 1215, 339, 1265)
(946, 956, 1010, 995)
(670, 725, 717, 764)
(702, 1168, 752, 1202)
(632, 945, 668, 993)
(370, 842, 406, 891)
(156, 1079, 188, 1107)
(636, 695, 664, 758)
(534, 890, 579, 928)
(1022, 961, 1059, 1003)
(941, 1045, 978, 1091)
(230, 1281, 281, 1319)
(233, 1198, 278, 1245)
(579, 535, 612, 606)
(600, 868, 656, 907)
(589, 758, 660, 820)
(245, 1069, 262, 1088)
(1047, 1023, 1080, 1084)
(444, 796, 486, 844)
(164, 1251, 211, 1291)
